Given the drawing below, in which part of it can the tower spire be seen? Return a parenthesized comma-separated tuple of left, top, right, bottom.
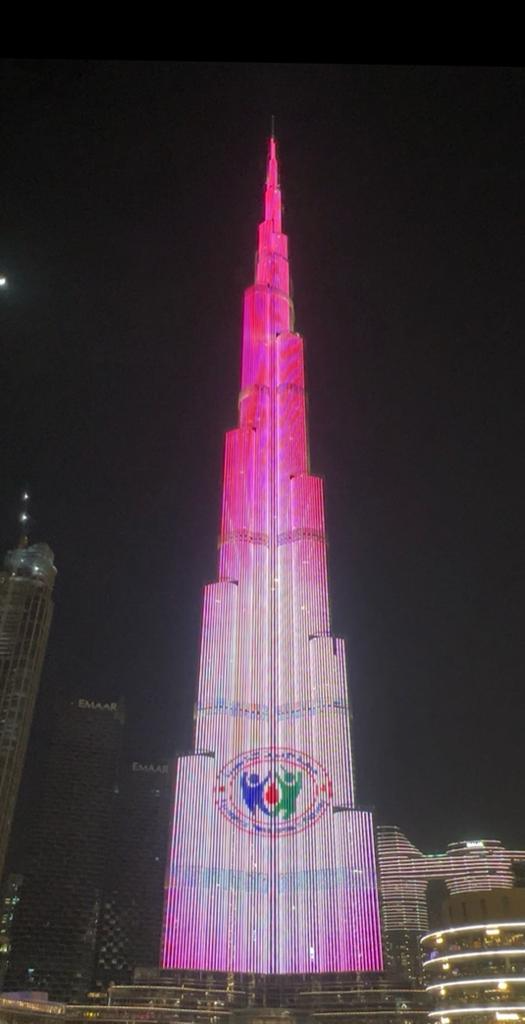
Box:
(266, 134, 278, 186)
(17, 490, 30, 548)
(263, 133, 281, 232)
(256, 134, 286, 304)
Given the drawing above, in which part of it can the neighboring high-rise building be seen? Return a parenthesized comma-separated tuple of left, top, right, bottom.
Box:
(378, 827, 430, 984)
(162, 137, 383, 975)
(422, 888, 525, 1024)
(94, 758, 171, 991)
(0, 875, 22, 989)
(0, 536, 56, 882)
(4, 696, 124, 1002)
(377, 827, 525, 984)
(3, 692, 171, 1000)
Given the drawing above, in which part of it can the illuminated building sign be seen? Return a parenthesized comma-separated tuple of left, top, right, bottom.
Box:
(132, 762, 168, 774)
(162, 139, 383, 974)
(77, 699, 117, 712)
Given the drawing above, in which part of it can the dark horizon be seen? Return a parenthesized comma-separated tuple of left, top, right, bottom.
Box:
(1, 62, 524, 854)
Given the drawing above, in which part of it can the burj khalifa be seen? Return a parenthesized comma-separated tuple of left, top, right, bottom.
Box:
(162, 138, 383, 975)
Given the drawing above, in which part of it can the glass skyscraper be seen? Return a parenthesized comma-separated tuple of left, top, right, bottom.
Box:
(5, 695, 124, 1001)
(0, 540, 56, 882)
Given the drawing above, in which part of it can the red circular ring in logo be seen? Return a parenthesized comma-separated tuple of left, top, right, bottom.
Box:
(214, 747, 332, 836)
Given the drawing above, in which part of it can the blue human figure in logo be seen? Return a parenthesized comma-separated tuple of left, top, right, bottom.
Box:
(241, 771, 271, 815)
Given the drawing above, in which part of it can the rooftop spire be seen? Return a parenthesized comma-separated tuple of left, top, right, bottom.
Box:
(264, 134, 281, 230)
(256, 136, 286, 301)
(17, 490, 30, 548)
(266, 135, 278, 185)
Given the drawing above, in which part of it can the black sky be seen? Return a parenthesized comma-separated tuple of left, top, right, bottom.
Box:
(1, 62, 524, 853)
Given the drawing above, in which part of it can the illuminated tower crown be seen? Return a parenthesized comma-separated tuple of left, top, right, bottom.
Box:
(163, 138, 383, 974)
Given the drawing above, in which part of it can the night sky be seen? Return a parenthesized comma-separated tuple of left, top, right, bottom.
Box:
(1, 62, 524, 854)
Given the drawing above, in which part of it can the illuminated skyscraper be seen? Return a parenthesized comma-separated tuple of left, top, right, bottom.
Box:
(162, 139, 383, 975)
(0, 537, 56, 882)
(376, 827, 525, 984)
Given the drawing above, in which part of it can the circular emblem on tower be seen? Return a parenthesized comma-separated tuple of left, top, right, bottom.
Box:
(214, 747, 332, 836)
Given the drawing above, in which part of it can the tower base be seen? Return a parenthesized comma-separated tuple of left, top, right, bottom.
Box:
(106, 967, 428, 1024)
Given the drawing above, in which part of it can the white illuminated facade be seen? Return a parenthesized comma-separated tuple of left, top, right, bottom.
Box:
(377, 830, 525, 983)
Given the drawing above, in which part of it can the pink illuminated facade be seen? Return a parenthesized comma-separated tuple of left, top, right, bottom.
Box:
(162, 139, 383, 975)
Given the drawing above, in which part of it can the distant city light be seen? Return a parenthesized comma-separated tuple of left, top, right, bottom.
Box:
(0, 277, 7, 287)
(427, 977, 525, 991)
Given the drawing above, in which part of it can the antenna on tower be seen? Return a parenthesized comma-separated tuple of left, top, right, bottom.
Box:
(271, 114, 276, 139)
(18, 490, 30, 548)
